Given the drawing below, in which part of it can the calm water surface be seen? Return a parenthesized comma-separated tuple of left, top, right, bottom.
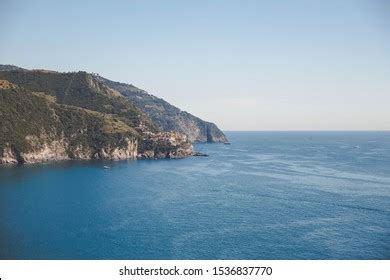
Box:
(0, 132, 389, 259)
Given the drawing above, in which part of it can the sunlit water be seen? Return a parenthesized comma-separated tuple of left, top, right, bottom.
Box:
(0, 132, 389, 259)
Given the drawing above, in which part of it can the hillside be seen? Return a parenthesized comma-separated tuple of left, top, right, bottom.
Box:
(0, 65, 227, 143)
(0, 64, 26, 71)
(0, 83, 138, 163)
(96, 76, 228, 143)
(0, 70, 155, 130)
(0, 70, 193, 164)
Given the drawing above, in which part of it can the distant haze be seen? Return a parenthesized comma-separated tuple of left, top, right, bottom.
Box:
(1, 0, 389, 130)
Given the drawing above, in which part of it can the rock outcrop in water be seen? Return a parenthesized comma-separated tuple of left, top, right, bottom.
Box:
(0, 68, 194, 164)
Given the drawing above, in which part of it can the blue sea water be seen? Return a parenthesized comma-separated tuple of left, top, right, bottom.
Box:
(0, 131, 389, 260)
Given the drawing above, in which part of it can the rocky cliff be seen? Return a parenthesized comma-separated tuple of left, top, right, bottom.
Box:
(0, 82, 140, 164)
(96, 76, 228, 143)
(0, 72, 193, 165)
(0, 65, 227, 143)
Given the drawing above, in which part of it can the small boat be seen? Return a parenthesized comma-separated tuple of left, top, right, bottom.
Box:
(193, 152, 209, 157)
(223, 142, 231, 145)
(103, 166, 110, 169)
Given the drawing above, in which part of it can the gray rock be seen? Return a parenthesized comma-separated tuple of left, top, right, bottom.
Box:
(96, 76, 228, 143)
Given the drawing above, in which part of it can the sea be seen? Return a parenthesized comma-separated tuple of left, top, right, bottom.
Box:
(0, 131, 389, 259)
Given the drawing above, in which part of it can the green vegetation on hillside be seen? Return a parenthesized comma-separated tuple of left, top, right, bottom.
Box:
(0, 85, 136, 154)
(0, 71, 156, 131)
(0, 67, 195, 162)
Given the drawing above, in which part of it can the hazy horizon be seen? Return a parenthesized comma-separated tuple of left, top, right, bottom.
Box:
(1, 0, 389, 131)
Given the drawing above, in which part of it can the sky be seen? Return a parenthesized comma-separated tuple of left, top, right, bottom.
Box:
(1, 0, 389, 130)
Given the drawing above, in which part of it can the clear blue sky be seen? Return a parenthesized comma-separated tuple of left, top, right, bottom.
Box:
(1, 0, 389, 130)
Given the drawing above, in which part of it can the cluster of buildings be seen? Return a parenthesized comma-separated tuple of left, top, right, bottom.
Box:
(136, 121, 188, 146)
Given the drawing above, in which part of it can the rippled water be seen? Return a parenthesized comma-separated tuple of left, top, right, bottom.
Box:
(0, 132, 389, 259)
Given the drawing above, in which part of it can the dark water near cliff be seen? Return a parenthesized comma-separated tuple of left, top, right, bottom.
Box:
(0, 132, 389, 259)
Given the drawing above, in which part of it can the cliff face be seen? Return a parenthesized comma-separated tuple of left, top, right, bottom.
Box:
(0, 74, 193, 165)
(0, 137, 138, 164)
(0, 83, 140, 164)
(96, 77, 228, 143)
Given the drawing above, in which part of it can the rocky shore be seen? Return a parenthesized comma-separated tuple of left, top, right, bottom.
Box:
(0, 131, 193, 165)
(0, 68, 218, 165)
